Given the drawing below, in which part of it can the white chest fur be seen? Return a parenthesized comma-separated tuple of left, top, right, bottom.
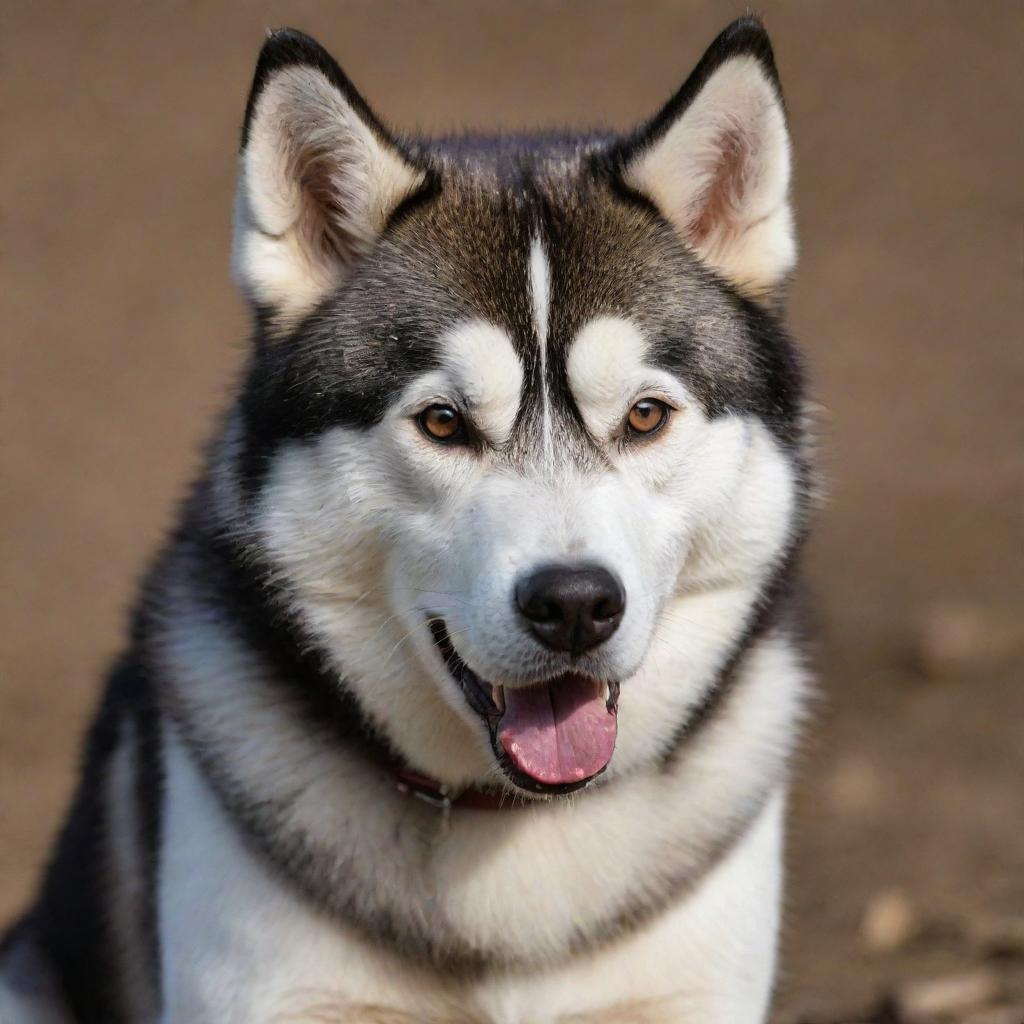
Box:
(158, 728, 784, 1024)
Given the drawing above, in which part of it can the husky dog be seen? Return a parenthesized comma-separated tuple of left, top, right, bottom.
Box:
(1, 15, 814, 1023)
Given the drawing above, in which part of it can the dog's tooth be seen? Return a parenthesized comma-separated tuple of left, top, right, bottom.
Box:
(491, 684, 505, 713)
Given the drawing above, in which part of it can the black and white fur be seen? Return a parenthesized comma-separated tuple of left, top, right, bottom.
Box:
(1, 17, 814, 1023)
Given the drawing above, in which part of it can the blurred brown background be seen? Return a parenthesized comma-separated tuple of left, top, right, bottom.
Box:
(2, 2, 1022, 1020)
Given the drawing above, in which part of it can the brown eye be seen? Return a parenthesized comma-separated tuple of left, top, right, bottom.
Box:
(418, 404, 466, 443)
(626, 399, 670, 437)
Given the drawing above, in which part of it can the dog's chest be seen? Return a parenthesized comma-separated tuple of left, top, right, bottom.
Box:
(157, 732, 781, 1024)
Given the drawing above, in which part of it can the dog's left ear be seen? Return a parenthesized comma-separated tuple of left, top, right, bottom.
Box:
(616, 17, 794, 301)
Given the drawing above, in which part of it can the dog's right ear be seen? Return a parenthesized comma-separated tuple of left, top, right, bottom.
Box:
(233, 29, 428, 328)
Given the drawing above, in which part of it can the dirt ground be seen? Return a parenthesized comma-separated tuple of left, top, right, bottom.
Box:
(2, 2, 1022, 1020)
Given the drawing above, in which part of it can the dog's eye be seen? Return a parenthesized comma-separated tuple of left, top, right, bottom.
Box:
(418, 404, 466, 443)
(626, 399, 670, 437)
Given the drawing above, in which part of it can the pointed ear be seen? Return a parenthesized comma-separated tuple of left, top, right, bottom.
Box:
(233, 29, 428, 325)
(616, 17, 794, 301)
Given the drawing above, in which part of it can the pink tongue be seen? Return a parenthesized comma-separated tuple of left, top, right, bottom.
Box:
(497, 674, 617, 786)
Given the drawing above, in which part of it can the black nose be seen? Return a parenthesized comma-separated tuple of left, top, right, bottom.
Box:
(515, 565, 626, 656)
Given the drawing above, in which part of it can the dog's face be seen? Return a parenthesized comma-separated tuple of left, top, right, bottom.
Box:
(225, 24, 806, 795)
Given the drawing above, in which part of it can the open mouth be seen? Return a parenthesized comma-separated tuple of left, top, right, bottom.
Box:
(429, 619, 619, 795)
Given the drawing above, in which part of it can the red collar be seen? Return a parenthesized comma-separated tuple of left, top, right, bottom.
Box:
(394, 767, 525, 811)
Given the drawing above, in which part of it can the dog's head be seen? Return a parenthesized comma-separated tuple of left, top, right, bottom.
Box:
(224, 19, 808, 796)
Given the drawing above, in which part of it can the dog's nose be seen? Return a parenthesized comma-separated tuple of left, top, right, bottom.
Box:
(515, 565, 625, 656)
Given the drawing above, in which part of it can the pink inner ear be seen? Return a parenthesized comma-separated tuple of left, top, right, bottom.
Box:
(296, 143, 368, 265)
(689, 127, 749, 246)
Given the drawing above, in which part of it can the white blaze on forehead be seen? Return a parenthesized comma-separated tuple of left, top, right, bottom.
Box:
(528, 238, 554, 460)
(568, 316, 652, 436)
(439, 320, 524, 443)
